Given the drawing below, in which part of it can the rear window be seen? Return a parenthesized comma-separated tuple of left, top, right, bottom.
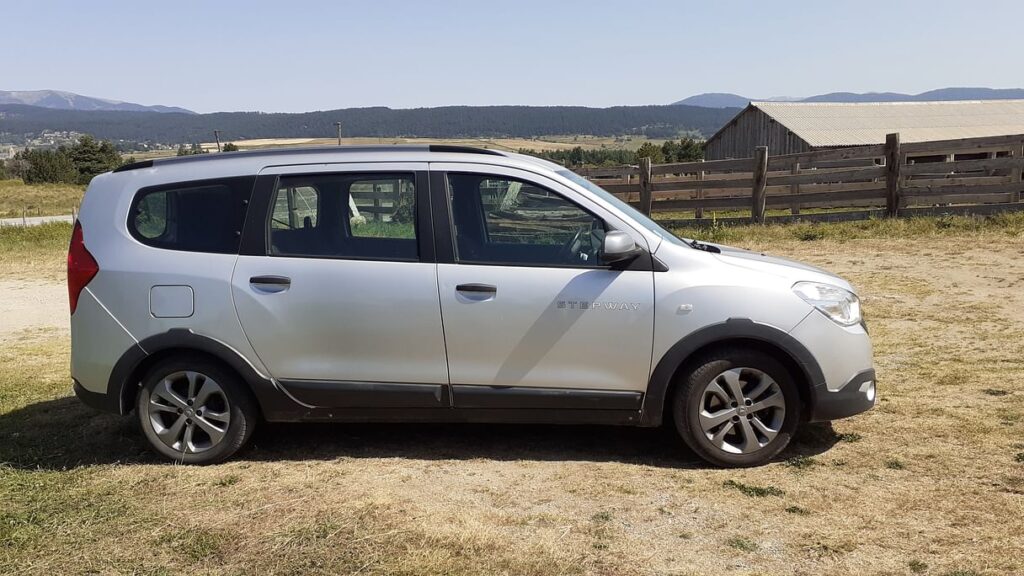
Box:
(129, 176, 256, 254)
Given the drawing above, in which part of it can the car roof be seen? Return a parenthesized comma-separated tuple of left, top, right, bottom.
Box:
(113, 145, 566, 180)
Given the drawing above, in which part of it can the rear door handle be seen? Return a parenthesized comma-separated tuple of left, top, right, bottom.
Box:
(250, 275, 291, 286)
(456, 283, 497, 294)
(250, 275, 291, 293)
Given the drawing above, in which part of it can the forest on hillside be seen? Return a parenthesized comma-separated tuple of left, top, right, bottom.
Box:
(0, 103, 738, 146)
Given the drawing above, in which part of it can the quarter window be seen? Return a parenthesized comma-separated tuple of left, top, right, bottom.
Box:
(268, 173, 417, 260)
(447, 173, 605, 267)
(128, 177, 254, 254)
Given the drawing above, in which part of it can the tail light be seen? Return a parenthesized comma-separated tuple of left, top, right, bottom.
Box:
(68, 221, 99, 314)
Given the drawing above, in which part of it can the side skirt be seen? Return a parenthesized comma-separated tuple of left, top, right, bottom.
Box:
(270, 380, 645, 425)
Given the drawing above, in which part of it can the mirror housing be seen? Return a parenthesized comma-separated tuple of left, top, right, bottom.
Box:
(600, 230, 642, 264)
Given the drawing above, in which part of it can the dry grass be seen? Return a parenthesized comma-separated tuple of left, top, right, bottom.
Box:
(0, 179, 84, 219)
(2, 220, 1024, 574)
(0, 222, 70, 281)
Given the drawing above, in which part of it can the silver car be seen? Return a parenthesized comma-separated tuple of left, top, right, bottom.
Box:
(69, 146, 875, 466)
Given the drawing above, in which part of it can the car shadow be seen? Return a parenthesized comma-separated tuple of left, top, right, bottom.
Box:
(0, 396, 841, 471)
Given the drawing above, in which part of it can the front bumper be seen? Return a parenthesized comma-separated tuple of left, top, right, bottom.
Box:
(807, 368, 876, 422)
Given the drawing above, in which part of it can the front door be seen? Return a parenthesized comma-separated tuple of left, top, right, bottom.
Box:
(431, 164, 655, 405)
(232, 163, 449, 407)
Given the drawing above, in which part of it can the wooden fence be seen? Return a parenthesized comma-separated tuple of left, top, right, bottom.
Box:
(577, 133, 1024, 225)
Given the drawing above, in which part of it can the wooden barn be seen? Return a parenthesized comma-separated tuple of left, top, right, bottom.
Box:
(704, 100, 1024, 160)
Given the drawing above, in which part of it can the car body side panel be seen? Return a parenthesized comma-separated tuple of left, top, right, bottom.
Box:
(651, 244, 815, 368)
(71, 287, 138, 394)
(232, 257, 449, 384)
(70, 172, 273, 390)
(789, 310, 873, 392)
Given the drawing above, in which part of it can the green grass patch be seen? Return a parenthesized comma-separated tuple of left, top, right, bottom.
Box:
(723, 479, 785, 497)
(725, 536, 758, 552)
(666, 212, 1024, 246)
(908, 559, 929, 573)
(884, 459, 906, 470)
(785, 455, 817, 469)
(0, 179, 84, 219)
(0, 221, 72, 280)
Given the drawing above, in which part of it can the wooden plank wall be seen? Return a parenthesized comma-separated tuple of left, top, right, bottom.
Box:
(577, 133, 1024, 224)
(704, 106, 813, 160)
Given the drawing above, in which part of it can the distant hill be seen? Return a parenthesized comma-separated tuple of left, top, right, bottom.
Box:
(0, 90, 193, 114)
(0, 103, 739, 145)
(672, 93, 752, 108)
(675, 87, 1024, 107)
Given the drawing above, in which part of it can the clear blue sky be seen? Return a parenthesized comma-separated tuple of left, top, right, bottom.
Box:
(4, 0, 1022, 113)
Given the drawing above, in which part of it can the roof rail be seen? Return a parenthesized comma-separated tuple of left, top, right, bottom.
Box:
(109, 144, 508, 174)
(427, 144, 504, 156)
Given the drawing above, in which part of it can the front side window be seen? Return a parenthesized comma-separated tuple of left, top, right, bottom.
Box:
(447, 173, 605, 267)
(268, 173, 417, 260)
(129, 177, 254, 254)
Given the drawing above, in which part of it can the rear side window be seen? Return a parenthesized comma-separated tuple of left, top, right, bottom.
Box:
(129, 177, 255, 254)
(267, 173, 417, 261)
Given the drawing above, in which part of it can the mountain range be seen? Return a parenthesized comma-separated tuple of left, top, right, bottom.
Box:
(0, 90, 193, 114)
(673, 87, 1024, 108)
(0, 103, 736, 145)
(3, 86, 1024, 146)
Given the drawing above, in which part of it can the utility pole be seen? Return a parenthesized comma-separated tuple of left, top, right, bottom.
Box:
(334, 122, 342, 146)
(213, 130, 222, 152)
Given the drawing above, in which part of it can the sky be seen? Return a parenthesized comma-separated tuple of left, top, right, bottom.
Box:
(3, 0, 1023, 113)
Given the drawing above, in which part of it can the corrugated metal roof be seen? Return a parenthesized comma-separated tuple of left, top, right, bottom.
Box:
(749, 100, 1024, 147)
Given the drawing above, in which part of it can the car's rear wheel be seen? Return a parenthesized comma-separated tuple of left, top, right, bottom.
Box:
(137, 357, 257, 464)
(672, 348, 800, 467)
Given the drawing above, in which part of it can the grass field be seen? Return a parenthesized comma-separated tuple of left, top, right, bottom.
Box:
(0, 179, 84, 219)
(126, 135, 660, 160)
(1, 216, 1023, 575)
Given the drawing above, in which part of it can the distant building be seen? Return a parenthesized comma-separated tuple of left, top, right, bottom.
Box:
(0, 145, 16, 160)
(705, 100, 1024, 160)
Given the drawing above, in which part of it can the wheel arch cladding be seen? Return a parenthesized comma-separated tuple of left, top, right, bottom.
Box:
(108, 329, 285, 416)
(640, 318, 825, 426)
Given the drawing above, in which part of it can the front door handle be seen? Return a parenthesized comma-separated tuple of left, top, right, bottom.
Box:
(456, 283, 497, 294)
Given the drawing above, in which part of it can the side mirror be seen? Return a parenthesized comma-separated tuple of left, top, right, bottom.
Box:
(601, 230, 642, 264)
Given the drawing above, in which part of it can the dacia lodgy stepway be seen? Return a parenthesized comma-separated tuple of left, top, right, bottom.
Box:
(69, 146, 875, 466)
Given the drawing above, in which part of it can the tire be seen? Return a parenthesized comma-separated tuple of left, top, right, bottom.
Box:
(136, 356, 257, 464)
(672, 347, 800, 467)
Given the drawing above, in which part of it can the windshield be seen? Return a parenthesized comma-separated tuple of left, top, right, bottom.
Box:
(555, 169, 689, 247)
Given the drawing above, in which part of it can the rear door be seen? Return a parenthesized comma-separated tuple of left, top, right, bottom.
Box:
(231, 163, 450, 408)
(430, 163, 655, 407)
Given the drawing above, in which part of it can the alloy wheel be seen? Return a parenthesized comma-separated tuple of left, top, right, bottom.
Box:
(697, 367, 786, 454)
(147, 370, 231, 454)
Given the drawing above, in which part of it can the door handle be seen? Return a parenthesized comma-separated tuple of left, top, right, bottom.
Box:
(250, 275, 291, 286)
(456, 283, 497, 294)
(250, 275, 291, 293)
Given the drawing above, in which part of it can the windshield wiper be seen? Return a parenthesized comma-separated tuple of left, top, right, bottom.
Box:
(686, 238, 721, 253)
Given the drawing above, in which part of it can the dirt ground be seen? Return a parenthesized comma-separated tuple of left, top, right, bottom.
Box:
(1, 234, 1023, 575)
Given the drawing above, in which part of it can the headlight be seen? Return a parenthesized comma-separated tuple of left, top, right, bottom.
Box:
(792, 281, 861, 327)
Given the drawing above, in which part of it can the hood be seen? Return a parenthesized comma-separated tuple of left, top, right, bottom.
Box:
(710, 243, 854, 291)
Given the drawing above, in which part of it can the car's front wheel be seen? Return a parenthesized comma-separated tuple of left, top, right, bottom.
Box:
(136, 357, 257, 464)
(672, 348, 800, 467)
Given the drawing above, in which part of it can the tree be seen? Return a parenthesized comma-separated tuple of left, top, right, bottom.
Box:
(222, 142, 239, 152)
(19, 149, 78, 184)
(634, 142, 665, 164)
(63, 135, 123, 184)
(176, 144, 190, 157)
(0, 160, 7, 180)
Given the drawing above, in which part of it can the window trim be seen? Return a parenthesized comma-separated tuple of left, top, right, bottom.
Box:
(127, 176, 256, 254)
(441, 171, 615, 270)
(254, 170, 432, 263)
